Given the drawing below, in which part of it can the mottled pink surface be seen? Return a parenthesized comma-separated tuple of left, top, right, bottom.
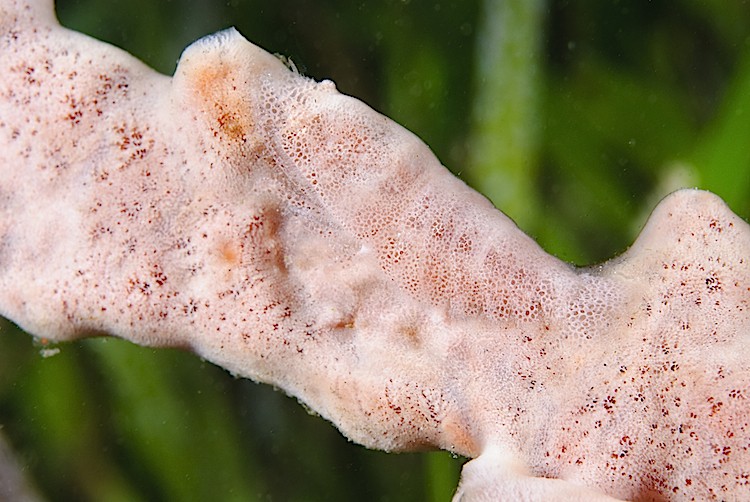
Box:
(1, 1, 749, 499)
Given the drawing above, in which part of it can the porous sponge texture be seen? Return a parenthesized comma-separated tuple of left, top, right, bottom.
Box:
(3, 14, 750, 500)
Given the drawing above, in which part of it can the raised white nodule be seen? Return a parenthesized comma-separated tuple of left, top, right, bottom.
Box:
(1, 0, 749, 499)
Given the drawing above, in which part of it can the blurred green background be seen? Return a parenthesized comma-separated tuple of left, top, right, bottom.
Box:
(2, 0, 750, 500)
